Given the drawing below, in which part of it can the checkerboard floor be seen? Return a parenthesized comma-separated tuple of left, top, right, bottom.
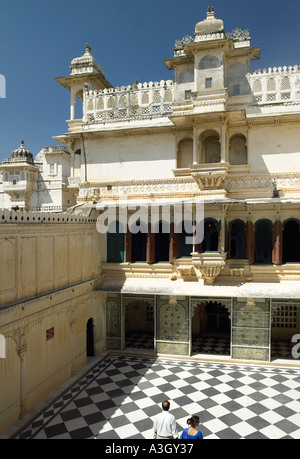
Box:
(16, 354, 300, 439)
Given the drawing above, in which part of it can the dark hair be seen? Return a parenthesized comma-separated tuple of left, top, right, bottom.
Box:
(162, 400, 170, 411)
(187, 415, 200, 427)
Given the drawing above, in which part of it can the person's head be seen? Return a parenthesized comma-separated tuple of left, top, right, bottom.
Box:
(187, 415, 200, 427)
(162, 400, 170, 411)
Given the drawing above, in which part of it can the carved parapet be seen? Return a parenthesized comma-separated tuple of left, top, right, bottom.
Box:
(177, 266, 196, 280)
(192, 252, 227, 284)
(68, 176, 81, 189)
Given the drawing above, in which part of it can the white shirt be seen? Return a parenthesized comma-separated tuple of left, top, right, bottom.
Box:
(153, 410, 178, 438)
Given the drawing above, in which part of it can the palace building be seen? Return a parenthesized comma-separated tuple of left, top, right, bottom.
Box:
(1, 7, 300, 433)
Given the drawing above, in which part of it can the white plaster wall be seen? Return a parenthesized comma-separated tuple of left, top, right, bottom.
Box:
(195, 52, 224, 92)
(85, 132, 176, 182)
(248, 124, 300, 173)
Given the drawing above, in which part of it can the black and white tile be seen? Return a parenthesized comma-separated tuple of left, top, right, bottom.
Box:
(16, 355, 300, 440)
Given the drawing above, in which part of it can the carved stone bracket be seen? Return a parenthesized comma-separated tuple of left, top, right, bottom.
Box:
(192, 252, 227, 284)
(190, 163, 229, 192)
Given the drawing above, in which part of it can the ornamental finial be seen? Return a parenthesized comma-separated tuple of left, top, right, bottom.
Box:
(85, 43, 91, 54)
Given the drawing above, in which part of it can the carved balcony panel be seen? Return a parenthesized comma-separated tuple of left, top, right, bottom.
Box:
(192, 252, 227, 284)
(190, 163, 229, 194)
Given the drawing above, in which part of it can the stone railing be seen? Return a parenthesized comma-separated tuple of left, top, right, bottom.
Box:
(0, 209, 98, 224)
(249, 65, 300, 105)
(83, 80, 174, 125)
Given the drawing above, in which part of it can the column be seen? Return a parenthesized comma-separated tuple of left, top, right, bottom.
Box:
(272, 220, 282, 265)
(192, 123, 198, 164)
(17, 336, 27, 419)
(246, 221, 255, 264)
(146, 223, 155, 264)
(70, 87, 76, 120)
(125, 229, 132, 263)
(169, 223, 179, 263)
(220, 122, 227, 162)
(69, 315, 76, 376)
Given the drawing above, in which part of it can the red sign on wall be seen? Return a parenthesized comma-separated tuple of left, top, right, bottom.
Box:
(46, 327, 54, 341)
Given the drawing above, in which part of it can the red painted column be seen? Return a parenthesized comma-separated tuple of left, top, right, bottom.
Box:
(147, 223, 155, 264)
(125, 227, 132, 263)
(246, 221, 255, 265)
(169, 223, 179, 263)
(272, 220, 282, 265)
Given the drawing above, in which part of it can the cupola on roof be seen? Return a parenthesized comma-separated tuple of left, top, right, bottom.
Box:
(195, 6, 225, 37)
(11, 140, 34, 163)
(70, 43, 104, 76)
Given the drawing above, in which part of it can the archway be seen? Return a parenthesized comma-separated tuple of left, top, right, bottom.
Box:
(255, 219, 273, 264)
(155, 221, 170, 262)
(192, 300, 231, 356)
(124, 299, 154, 351)
(86, 318, 94, 357)
(229, 220, 246, 259)
(229, 134, 247, 165)
(283, 219, 300, 263)
(200, 130, 220, 163)
(200, 218, 219, 252)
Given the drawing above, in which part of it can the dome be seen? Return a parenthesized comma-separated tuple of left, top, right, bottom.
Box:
(195, 7, 225, 35)
(11, 140, 34, 162)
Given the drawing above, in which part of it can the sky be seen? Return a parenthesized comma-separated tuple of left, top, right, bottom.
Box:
(1, 0, 300, 162)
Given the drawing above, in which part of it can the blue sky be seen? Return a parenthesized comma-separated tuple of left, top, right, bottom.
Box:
(1, 0, 300, 162)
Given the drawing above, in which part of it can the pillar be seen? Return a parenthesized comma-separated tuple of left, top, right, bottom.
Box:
(246, 221, 255, 265)
(220, 123, 226, 162)
(146, 223, 155, 264)
(193, 124, 198, 164)
(125, 229, 132, 263)
(70, 87, 76, 120)
(17, 336, 27, 419)
(272, 220, 282, 265)
(169, 223, 179, 262)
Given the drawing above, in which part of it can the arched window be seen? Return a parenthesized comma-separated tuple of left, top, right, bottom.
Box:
(177, 139, 193, 168)
(198, 55, 220, 70)
(255, 219, 273, 264)
(107, 221, 125, 263)
(267, 78, 276, 91)
(131, 220, 147, 262)
(229, 220, 246, 259)
(281, 76, 290, 91)
(178, 221, 194, 257)
(200, 218, 219, 252)
(253, 79, 262, 93)
(205, 136, 220, 163)
(283, 219, 300, 263)
(229, 134, 247, 165)
(178, 68, 194, 83)
(200, 130, 220, 164)
(154, 220, 170, 262)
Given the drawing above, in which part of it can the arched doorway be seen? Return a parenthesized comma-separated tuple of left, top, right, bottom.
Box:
(283, 219, 300, 263)
(124, 299, 154, 351)
(255, 219, 273, 264)
(155, 221, 170, 262)
(86, 318, 94, 357)
(200, 219, 219, 252)
(229, 220, 246, 259)
(192, 300, 231, 356)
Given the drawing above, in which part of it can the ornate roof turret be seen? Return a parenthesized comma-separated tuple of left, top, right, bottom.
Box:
(70, 43, 105, 76)
(194, 6, 225, 42)
(10, 140, 34, 163)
